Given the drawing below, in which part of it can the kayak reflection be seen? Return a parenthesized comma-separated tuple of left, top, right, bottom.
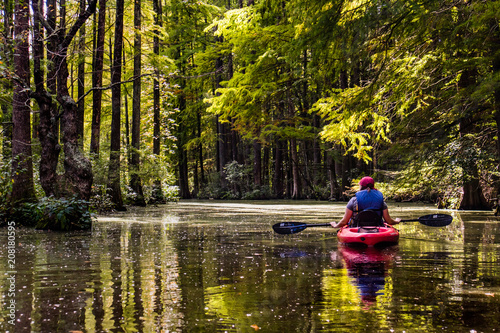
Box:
(338, 245, 398, 306)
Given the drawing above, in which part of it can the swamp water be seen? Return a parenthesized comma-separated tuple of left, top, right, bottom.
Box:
(1, 200, 500, 332)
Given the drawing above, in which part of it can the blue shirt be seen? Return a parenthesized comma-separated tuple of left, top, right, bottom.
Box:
(346, 191, 388, 215)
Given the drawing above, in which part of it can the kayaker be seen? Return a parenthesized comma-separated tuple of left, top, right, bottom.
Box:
(330, 176, 401, 228)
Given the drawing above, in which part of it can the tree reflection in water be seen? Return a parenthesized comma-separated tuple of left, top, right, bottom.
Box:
(2, 202, 500, 332)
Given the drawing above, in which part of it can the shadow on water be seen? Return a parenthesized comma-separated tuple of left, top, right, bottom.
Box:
(1, 200, 500, 332)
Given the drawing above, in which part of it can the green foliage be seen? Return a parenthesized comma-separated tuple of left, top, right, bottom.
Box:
(2, 0, 498, 209)
(13, 196, 94, 231)
(126, 182, 180, 204)
(223, 161, 272, 200)
(197, 172, 228, 199)
(90, 152, 180, 210)
(0, 158, 13, 223)
(145, 183, 180, 202)
(198, 164, 272, 200)
(224, 161, 252, 198)
(89, 184, 115, 213)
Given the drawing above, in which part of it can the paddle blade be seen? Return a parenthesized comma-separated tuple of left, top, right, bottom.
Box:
(272, 222, 308, 235)
(418, 214, 453, 227)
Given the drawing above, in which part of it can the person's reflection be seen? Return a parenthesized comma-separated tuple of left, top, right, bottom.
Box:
(338, 246, 398, 307)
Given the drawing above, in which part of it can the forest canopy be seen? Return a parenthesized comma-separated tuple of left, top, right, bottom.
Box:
(1, 0, 499, 228)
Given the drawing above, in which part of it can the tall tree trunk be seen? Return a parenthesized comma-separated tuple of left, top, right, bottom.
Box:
(129, 0, 145, 206)
(32, 0, 60, 197)
(150, 0, 164, 202)
(178, 144, 191, 199)
(458, 70, 488, 210)
(492, 22, 500, 195)
(55, 0, 96, 200)
(459, 114, 489, 210)
(341, 149, 351, 201)
(286, 84, 301, 199)
(290, 138, 301, 199)
(11, 0, 35, 203)
(107, 0, 125, 209)
(33, 0, 95, 200)
(1, 0, 13, 161)
(76, 0, 86, 149)
(263, 145, 270, 185)
(273, 140, 284, 199)
(313, 114, 321, 185)
(57, 61, 94, 200)
(327, 148, 339, 200)
(177, 91, 191, 199)
(285, 144, 291, 198)
(339, 69, 351, 200)
(253, 140, 261, 186)
(197, 111, 204, 185)
(46, 0, 57, 95)
(214, 35, 229, 189)
(90, 0, 106, 156)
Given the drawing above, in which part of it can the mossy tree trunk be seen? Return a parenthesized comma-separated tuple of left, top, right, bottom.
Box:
(11, 0, 35, 203)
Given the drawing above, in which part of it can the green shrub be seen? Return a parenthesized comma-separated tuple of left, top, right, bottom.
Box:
(197, 172, 229, 199)
(241, 185, 271, 200)
(0, 159, 13, 223)
(89, 184, 115, 213)
(14, 196, 94, 231)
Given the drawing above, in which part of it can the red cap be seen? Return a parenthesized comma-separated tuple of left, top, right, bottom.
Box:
(359, 176, 375, 188)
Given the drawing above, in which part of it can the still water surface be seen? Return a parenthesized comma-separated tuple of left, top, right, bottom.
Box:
(1, 200, 500, 332)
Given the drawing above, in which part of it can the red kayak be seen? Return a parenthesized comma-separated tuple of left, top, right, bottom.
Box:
(337, 224, 399, 246)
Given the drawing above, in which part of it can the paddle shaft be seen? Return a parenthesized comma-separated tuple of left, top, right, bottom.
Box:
(302, 223, 332, 227)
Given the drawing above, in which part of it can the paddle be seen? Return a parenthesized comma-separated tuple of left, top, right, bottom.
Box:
(400, 214, 453, 227)
(272, 214, 453, 235)
(272, 222, 332, 235)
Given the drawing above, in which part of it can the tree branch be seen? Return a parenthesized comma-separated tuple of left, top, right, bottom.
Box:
(61, 0, 98, 49)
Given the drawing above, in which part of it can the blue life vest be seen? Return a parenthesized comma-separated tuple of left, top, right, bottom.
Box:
(355, 189, 384, 215)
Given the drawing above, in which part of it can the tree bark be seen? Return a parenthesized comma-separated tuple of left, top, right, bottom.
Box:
(263, 145, 270, 185)
(1, 0, 13, 161)
(76, 0, 86, 149)
(56, 0, 96, 201)
(197, 111, 205, 185)
(459, 115, 489, 210)
(46, 0, 57, 95)
(273, 140, 284, 199)
(492, 21, 500, 195)
(11, 0, 35, 203)
(339, 69, 351, 200)
(90, 0, 106, 156)
(149, 0, 164, 202)
(327, 148, 339, 200)
(107, 0, 125, 209)
(177, 92, 191, 199)
(30, 0, 96, 201)
(32, 0, 60, 197)
(290, 138, 301, 199)
(458, 70, 489, 210)
(129, 0, 146, 206)
(341, 148, 351, 201)
(253, 140, 261, 186)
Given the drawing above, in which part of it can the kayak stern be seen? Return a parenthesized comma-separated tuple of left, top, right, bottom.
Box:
(337, 225, 399, 247)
